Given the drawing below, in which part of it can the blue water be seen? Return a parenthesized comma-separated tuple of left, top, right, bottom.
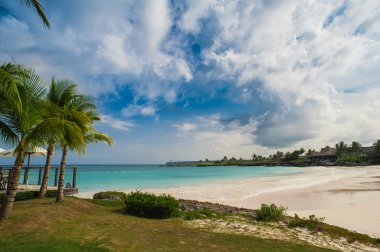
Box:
(19, 165, 305, 193)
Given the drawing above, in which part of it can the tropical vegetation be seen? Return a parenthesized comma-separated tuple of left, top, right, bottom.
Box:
(19, 0, 50, 28)
(171, 140, 380, 167)
(0, 63, 112, 219)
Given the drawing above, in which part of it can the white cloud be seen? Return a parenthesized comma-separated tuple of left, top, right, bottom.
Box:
(182, 0, 380, 148)
(121, 104, 156, 117)
(101, 115, 134, 132)
(173, 122, 197, 133)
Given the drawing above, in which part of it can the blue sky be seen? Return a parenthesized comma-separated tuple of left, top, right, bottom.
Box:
(1, 0, 380, 164)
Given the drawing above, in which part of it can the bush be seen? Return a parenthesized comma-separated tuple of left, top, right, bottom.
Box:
(0, 190, 57, 203)
(125, 191, 180, 219)
(288, 214, 325, 231)
(183, 208, 217, 220)
(255, 203, 287, 222)
(93, 191, 127, 201)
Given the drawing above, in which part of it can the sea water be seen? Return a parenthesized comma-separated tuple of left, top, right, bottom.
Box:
(20, 164, 305, 193)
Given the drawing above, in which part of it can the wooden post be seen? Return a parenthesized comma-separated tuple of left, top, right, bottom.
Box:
(38, 166, 43, 185)
(54, 167, 58, 187)
(72, 166, 77, 188)
(23, 167, 29, 185)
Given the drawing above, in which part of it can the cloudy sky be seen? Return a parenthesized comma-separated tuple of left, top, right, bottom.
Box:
(1, 0, 380, 164)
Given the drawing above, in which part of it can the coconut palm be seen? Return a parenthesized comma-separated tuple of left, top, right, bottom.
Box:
(20, 0, 50, 28)
(55, 126, 113, 202)
(0, 63, 83, 219)
(39, 79, 91, 198)
(51, 82, 113, 202)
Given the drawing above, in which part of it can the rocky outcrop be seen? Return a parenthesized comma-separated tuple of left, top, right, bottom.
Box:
(93, 191, 126, 201)
(178, 199, 257, 218)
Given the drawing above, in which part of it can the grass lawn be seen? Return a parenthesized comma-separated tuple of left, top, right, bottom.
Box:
(0, 198, 335, 251)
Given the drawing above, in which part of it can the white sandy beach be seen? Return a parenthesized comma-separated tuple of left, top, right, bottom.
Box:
(78, 165, 380, 238)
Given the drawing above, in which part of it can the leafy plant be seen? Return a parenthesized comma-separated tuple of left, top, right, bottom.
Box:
(288, 214, 325, 231)
(125, 191, 180, 219)
(255, 203, 287, 222)
(183, 208, 218, 220)
(0, 190, 57, 204)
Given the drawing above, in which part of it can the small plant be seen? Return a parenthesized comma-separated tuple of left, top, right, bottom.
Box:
(125, 191, 180, 219)
(183, 208, 217, 220)
(255, 203, 287, 222)
(287, 214, 325, 231)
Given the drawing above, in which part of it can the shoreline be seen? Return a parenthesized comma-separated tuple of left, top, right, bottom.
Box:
(76, 165, 380, 238)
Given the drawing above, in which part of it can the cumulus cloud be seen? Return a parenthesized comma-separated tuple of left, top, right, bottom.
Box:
(181, 0, 380, 148)
(2, 0, 380, 162)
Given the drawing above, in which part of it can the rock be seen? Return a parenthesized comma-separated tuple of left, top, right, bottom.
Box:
(93, 191, 126, 201)
(178, 199, 257, 218)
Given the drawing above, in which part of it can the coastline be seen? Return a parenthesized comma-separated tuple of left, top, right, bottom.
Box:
(76, 165, 380, 238)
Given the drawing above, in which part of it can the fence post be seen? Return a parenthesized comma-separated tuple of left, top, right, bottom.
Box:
(54, 167, 59, 187)
(38, 166, 43, 185)
(72, 166, 77, 188)
(23, 167, 29, 185)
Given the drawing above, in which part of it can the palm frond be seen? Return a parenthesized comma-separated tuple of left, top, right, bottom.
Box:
(20, 0, 50, 28)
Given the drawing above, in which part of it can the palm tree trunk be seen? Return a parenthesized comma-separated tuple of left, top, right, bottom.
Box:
(56, 146, 67, 202)
(38, 143, 54, 199)
(0, 138, 25, 220)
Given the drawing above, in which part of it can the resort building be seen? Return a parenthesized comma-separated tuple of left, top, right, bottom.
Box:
(309, 146, 337, 161)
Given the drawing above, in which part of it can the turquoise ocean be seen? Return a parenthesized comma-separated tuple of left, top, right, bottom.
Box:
(20, 165, 305, 193)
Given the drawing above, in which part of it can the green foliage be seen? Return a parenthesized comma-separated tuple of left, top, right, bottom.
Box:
(255, 203, 287, 222)
(0, 190, 57, 203)
(288, 214, 325, 231)
(183, 208, 218, 220)
(338, 155, 367, 163)
(125, 191, 180, 219)
(287, 214, 380, 245)
(374, 140, 380, 157)
(284, 149, 305, 161)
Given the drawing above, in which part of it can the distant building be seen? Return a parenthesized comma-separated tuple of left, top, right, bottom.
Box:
(309, 146, 337, 161)
(361, 146, 376, 157)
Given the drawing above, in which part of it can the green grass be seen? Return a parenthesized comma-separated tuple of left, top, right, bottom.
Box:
(285, 215, 380, 246)
(0, 198, 335, 251)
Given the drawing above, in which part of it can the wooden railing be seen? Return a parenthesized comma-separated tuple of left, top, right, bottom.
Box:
(0, 166, 77, 191)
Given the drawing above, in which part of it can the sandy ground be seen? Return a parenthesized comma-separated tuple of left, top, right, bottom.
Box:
(77, 166, 380, 238)
(221, 167, 380, 238)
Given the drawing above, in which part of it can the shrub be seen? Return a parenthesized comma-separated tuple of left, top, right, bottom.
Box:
(183, 208, 217, 220)
(255, 203, 287, 222)
(0, 190, 57, 203)
(125, 191, 180, 219)
(93, 191, 127, 201)
(288, 214, 325, 231)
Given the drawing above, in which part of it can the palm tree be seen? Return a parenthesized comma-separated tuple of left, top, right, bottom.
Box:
(39, 79, 89, 198)
(20, 0, 50, 28)
(53, 83, 113, 202)
(0, 63, 83, 219)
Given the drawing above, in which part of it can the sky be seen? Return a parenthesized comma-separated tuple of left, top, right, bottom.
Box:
(1, 0, 380, 164)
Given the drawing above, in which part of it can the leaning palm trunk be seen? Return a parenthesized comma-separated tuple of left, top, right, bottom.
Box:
(38, 143, 54, 198)
(56, 146, 67, 202)
(0, 139, 25, 220)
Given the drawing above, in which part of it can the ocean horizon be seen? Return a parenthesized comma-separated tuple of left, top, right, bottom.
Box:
(19, 164, 307, 194)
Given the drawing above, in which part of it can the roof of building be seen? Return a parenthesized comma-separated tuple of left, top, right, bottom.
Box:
(309, 146, 337, 157)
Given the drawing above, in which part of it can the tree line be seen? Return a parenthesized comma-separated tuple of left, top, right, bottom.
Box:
(201, 140, 380, 164)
